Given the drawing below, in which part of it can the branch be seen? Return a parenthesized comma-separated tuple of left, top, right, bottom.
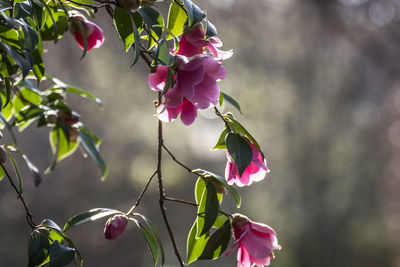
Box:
(1, 163, 36, 228)
(164, 197, 232, 218)
(156, 92, 185, 267)
(214, 107, 232, 132)
(66, 0, 112, 11)
(126, 170, 157, 215)
(162, 143, 193, 173)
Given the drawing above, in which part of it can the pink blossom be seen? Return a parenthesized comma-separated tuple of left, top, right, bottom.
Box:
(225, 141, 269, 187)
(69, 15, 104, 51)
(225, 214, 281, 267)
(104, 215, 128, 240)
(148, 24, 231, 125)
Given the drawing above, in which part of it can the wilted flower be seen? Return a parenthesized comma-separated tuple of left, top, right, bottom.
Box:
(225, 214, 281, 267)
(225, 140, 269, 187)
(69, 15, 104, 51)
(148, 23, 231, 125)
(104, 215, 128, 240)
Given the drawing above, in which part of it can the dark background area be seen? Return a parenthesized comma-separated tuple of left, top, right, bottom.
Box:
(1, 0, 400, 266)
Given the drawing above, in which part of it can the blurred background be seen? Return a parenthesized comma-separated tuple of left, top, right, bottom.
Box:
(1, 0, 400, 266)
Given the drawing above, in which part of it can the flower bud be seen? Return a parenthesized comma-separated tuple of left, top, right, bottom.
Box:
(104, 215, 128, 240)
(69, 15, 105, 51)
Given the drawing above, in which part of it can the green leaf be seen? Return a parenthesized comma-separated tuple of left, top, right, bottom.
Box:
(198, 220, 231, 260)
(73, 19, 88, 60)
(64, 86, 102, 105)
(186, 220, 209, 264)
(0, 165, 4, 181)
(49, 126, 79, 161)
(225, 132, 252, 177)
(195, 176, 206, 204)
(0, 113, 16, 144)
(133, 219, 159, 266)
(192, 169, 241, 208)
(49, 240, 75, 267)
(40, 219, 63, 232)
(183, 0, 205, 28)
(223, 113, 265, 159)
(167, 2, 187, 39)
(0, 42, 32, 77)
(3, 76, 11, 108)
(196, 181, 219, 237)
(221, 92, 242, 114)
(40, 9, 67, 41)
(205, 19, 217, 39)
(138, 6, 164, 48)
(12, 87, 41, 114)
(212, 127, 228, 150)
(130, 11, 141, 66)
(78, 126, 107, 180)
(113, 7, 137, 52)
(4, 147, 23, 193)
(28, 230, 50, 267)
(133, 213, 165, 266)
(153, 39, 174, 66)
(21, 153, 41, 187)
(63, 208, 121, 231)
(213, 213, 228, 228)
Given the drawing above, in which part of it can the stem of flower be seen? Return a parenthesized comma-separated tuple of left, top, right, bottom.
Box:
(1, 163, 36, 228)
(162, 143, 193, 173)
(126, 170, 157, 215)
(157, 93, 185, 267)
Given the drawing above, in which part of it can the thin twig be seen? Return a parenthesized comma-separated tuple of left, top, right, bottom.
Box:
(126, 170, 157, 215)
(1, 163, 36, 228)
(164, 197, 232, 218)
(162, 143, 192, 173)
(156, 92, 185, 267)
(214, 107, 232, 131)
(66, 0, 109, 11)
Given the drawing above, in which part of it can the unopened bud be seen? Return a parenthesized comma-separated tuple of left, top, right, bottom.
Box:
(232, 214, 249, 227)
(104, 215, 128, 240)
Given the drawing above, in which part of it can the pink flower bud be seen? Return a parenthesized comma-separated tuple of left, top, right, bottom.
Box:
(104, 215, 128, 240)
(225, 214, 281, 267)
(69, 15, 104, 51)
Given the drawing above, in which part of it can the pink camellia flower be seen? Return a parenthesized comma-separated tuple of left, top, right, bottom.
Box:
(69, 15, 104, 51)
(104, 215, 128, 240)
(225, 140, 269, 187)
(148, 23, 231, 125)
(225, 214, 281, 267)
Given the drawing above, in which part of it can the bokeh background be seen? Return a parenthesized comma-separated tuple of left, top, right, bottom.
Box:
(2, 0, 400, 266)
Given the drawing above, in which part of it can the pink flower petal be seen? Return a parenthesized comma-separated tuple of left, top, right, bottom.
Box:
(157, 103, 181, 122)
(148, 66, 168, 91)
(180, 100, 197, 125)
(193, 74, 220, 109)
(203, 57, 227, 81)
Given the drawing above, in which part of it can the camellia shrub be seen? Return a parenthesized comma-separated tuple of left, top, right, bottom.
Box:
(0, 0, 281, 266)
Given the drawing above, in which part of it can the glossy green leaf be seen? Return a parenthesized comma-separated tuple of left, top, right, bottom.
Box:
(133, 219, 159, 266)
(28, 230, 50, 267)
(198, 220, 231, 260)
(0, 42, 32, 77)
(63, 208, 121, 231)
(205, 19, 217, 39)
(0, 165, 4, 181)
(49, 240, 75, 267)
(130, 11, 141, 66)
(193, 169, 241, 208)
(40, 9, 67, 40)
(133, 213, 165, 266)
(114, 7, 137, 52)
(0, 113, 16, 143)
(186, 220, 209, 264)
(183, 0, 205, 28)
(221, 92, 242, 114)
(3, 76, 11, 108)
(78, 126, 107, 180)
(138, 6, 164, 49)
(195, 177, 206, 204)
(167, 2, 187, 39)
(225, 132, 252, 177)
(4, 147, 23, 193)
(22, 153, 41, 187)
(153, 39, 174, 66)
(12, 87, 41, 114)
(197, 181, 219, 237)
(213, 213, 228, 228)
(223, 113, 265, 159)
(212, 127, 228, 150)
(49, 126, 79, 162)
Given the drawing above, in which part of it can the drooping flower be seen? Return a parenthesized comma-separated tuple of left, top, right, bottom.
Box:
(69, 15, 104, 51)
(148, 23, 231, 125)
(104, 215, 128, 240)
(225, 214, 281, 267)
(225, 140, 269, 187)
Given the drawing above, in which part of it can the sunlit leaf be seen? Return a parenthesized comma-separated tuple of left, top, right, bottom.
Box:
(63, 208, 121, 231)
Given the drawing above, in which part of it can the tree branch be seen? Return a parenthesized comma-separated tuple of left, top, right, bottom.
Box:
(126, 170, 157, 215)
(156, 92, 185, 267)
(214, 107, 232, 132)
